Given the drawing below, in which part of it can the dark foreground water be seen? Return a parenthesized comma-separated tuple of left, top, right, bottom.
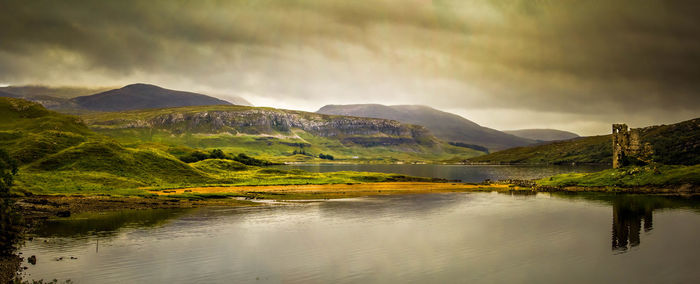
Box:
(18, 193, 700, 283)
(276, 164, 609, 183)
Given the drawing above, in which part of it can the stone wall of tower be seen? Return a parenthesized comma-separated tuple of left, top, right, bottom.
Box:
(612, 124, 628, 168)
(612, 124, 653, 168)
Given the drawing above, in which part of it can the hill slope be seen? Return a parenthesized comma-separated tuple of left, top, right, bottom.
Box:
(504, 129, 579, 141)
(2, 98, 436, 195)
(317, 104, 535, 151)
(468, 118, 700, 165)
(82, 105, 484, 162)
(71, 83, 235, 111)
(0, 97, 213, 192)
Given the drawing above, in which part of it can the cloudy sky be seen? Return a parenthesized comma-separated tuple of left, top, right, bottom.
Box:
(1, 0, 699, 135)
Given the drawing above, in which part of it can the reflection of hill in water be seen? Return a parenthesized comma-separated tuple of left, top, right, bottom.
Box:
(552, 193, 700, 251)
(316, 193, 470, 220)
(31, 208, 191, 239)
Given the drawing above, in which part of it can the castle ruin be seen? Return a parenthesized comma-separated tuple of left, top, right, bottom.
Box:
(612, 124, 653, 168)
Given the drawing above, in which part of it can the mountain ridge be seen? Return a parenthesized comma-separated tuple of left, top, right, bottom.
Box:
(71, 83, 233, 111)
(0, 84, 252, 112)
(317, 104, 536, 151)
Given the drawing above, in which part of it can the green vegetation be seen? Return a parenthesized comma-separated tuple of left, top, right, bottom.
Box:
(319, 153, 334, 160)
(80, 104, 484, 163)
(469, 118, 699, 165)
(171, 147, 275, 166)
(0, 149, 17, 194)
(0, 98, 446, 197)
(0, 148, 23, 257)
(537, 165, 700, 188)
(468, 135, 611, 164)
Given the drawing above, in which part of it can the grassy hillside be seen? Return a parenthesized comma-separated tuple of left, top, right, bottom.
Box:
(537, 165, 700, 188)
(317, 104, 536, 151)
(0, 97, 93, 164)
(469, 118, 699, 165)
(0, 97, 447, 196)
(82, 105, 484, 163)
(468, 135, 612, 165)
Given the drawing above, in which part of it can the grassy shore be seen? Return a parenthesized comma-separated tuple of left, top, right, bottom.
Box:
(533, 164, 699, 193)
(153, 182, 511, 200)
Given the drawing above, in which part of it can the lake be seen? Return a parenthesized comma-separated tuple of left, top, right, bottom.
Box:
(18, 192, 700, 283)
(276, 163, 610, 183)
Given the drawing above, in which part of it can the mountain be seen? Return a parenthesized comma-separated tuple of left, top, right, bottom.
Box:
(1, 84, 252, 112)
(0, 85, 114, 99)
(71, 83, 235, 111)
(0, 90, 19, 98)
(316, 104, 536, 151)
(504, 129, 579, 141)
(468, 118, 700, 165)
(82, 105, 485, 163)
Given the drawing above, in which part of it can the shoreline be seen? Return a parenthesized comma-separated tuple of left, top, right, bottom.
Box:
(151, 182, 512, 197)
(12, 182, 511, 220)
(11, 181, 699, 220)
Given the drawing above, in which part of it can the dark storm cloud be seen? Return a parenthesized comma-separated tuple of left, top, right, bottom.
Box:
(1, 0, 698, 134)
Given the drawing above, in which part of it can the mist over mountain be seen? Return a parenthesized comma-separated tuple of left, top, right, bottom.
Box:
(317, 104, 536, 151)
(0, 90, 19, 98)
(504, 129, 579, 142)
(0, 85, 114, 99)
(0, 86, 84, 111)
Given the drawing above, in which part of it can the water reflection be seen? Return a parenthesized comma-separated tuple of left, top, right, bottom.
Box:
(17, 193, 700, 283)
(32, 208, 191, 239)
(553, 193, 700, 252)
(611, 197, 655, 251)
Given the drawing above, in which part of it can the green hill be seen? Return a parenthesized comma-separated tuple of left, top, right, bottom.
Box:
(0, 98, 445, 195)
(468, 118, 699, 165)
(537, 165, 700, 188)
(82, 105, 485, 163)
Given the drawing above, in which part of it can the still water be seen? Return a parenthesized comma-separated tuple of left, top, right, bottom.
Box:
(276, 164, 609, 183)
(19, 192, 700, 283)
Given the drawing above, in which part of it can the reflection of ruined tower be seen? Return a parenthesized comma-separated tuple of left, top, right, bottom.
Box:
(612, 124, 652, 168)
(611, 197, 654, 251)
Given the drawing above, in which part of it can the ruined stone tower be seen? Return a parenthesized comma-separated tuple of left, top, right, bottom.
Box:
(612, 124, 653, 168)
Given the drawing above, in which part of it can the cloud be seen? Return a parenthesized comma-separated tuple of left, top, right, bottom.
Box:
(1, 0, 698, 135)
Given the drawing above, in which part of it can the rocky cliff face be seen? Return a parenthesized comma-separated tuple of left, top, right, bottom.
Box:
(87, 107, 437, 146)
